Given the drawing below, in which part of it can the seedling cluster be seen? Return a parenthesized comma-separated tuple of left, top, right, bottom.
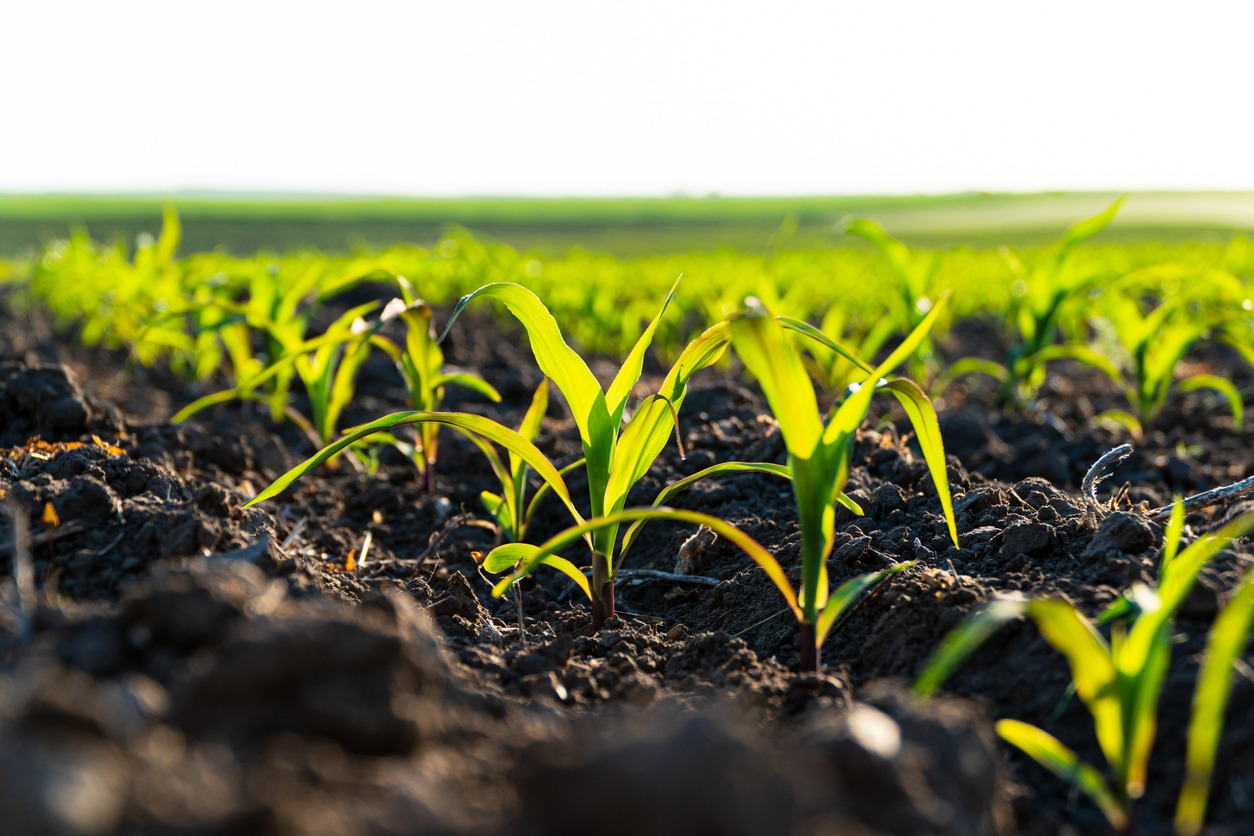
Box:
(8, 201, 1254, 835)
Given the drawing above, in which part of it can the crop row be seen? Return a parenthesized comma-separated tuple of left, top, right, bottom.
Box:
(7, 202, 1254, 437)
(5, 205, 1254, 832)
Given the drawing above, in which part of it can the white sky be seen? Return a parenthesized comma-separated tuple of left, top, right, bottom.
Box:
(2, 0, 1253, 196)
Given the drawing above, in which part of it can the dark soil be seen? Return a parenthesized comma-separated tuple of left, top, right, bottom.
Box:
(2, 296, 1252, 835)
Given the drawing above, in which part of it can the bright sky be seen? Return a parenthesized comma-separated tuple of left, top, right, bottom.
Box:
(3, 0, 1253, 196)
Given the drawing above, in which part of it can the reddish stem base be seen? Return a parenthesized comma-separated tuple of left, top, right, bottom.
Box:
(591, 579, 616, 630)
(799, 622, 820, 673)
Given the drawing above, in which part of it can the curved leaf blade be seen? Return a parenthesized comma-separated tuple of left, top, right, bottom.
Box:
(884, 378, 959, 548)
(1176, 571, 1254, 836)
(491, 507, 800, 621)
(997, 719, 1127, 831)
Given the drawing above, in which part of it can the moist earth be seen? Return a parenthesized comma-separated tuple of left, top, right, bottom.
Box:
(1, 299, 1252, 835)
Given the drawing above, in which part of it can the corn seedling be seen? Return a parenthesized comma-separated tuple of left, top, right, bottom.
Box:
(171, 299, 381, 457)
(949, 199, 1124, 406)
(728, 295, 959, 672)
(363, 277, 501, 491)
(441, 278, 732, 626)
(251, 279, 729, 627)
(1086, 289, 1244, 437)
(915, 504, 1254, 834)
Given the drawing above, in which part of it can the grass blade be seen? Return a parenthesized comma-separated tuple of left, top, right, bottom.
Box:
(1026, 599, 1122, 773)
(487, 507, 801, 621)
(776, 314, 874, 375)
(605, 277, 679, 424)
(997, 719, 1128, 831)
(883, 378, 959, 548)
(619, 461, 791, 556)
(1176, 571, 1254, 836)
(245, 411, 585, 532)
(913, 595, 1028, 698)
(1177, 374, 1244, 430)
(815, 561, 915, 645)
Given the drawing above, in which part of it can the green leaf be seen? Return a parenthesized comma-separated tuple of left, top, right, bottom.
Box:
(519, 378, 550, 444)
(431, 371, 503, 403)
(172, 388, 251, 424)
(1035, 343, 1126, 383)
(822, 293, 948, 449)
(930, 358, 1009, 395)
(155, 204, 181, 265)
(619, 461, 791, 557)
(776, 314, 874, 375)
(816, 561, 915, 645)
(1092, 409, 1144, 438)
(490, 507, 801, 622)
(537, 555, 593, 600)
(525, 457, 586, 527)
(482, 542, 537, 573)
(834, 491, 863, 516)
(730, 300, 823, 459)
(601, 321, 733, 534)
(913, 595, 1029, 698)
(1176, 570, 1254, 836)
(996, 719, 1128, 831)
(1061, 197, 1124, 252)
(439, 283, 605, 448)
(1160, 496, 1185, 579)
(883, 378, 959, 548)
(245, 411, 586, 534)
(1026, 600, 1122, 773)
(605, 277, 679, 425)
(1177, 374, 1244, 430)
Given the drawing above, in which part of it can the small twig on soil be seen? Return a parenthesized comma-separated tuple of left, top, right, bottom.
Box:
(407, 513, 499, 578)
(1146, 473, 1254, 521)
(1082, 444, 1254, 523)
(96, 530, 127, 558)
(733, 607, 791, 638)
(1082, 443, 1134, 508)
(615, 569, 723, 588)
(356, 531, 373, 569)
(614, 609, 667, 623)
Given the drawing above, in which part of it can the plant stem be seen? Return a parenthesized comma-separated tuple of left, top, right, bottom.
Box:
(590, 552, 615, 629)
(799, 622, 819, 673)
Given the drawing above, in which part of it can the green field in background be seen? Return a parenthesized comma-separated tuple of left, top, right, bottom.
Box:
(4, 192, 1254, 256)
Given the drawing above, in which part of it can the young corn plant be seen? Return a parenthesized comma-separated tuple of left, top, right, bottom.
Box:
(914, 504, 1254, 835)
(933, 199, 1124, 405)
(440, 279, 733, 625)
(1085, 289, 1244, 437)
(171, 300, 381, 457)
(725, 295, 959, 672)
(249, 279, 730, 628)
(363, 278, 501, 492)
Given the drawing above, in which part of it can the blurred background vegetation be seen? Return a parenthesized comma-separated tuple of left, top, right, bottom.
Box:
(4, 191, 1254, 257)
